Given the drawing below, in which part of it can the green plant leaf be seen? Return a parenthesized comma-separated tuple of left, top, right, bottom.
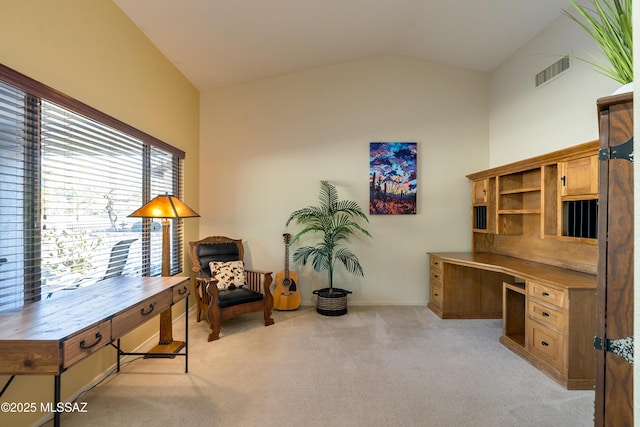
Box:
(285, 180, 372, 289)
(563, 0, 632, 84)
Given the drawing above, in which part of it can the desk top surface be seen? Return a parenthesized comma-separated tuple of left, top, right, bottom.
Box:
(0, 276, 189, 341)
(428, 252, 596, 289)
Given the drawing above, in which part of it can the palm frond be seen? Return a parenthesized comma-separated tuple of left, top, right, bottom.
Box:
(293, 245, 331, 272)
(334, 247, 364, 276)
(563, 0, 633, 84)
(318, 180, 339, 212)
(286, 206, 324, 226)
(285, 180, 372, 289)
(333, 199, 370, 221)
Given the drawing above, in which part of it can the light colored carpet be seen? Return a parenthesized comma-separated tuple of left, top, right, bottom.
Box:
(49, 305, 594, 427)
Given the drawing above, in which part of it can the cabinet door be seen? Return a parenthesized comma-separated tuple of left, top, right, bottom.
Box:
(559, 155, 598, 196)
(595, 95, 633, 426)
(472, 179, 488, 203)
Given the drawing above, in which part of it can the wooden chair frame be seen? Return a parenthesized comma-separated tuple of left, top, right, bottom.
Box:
(189, 236, 274, 341)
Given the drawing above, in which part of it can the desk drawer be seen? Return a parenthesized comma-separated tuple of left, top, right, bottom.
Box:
(430, 256, 443, 272)
(528, 320, 563, 372)
(172, 281, 190, 303)
(430, 282, 443, 309)
(112, 289, 172, 338)
(63, 321, 111, 368)
(430, 269, 443, 287)
(528, 300, 565, 333)
(528, 281, 566, 309)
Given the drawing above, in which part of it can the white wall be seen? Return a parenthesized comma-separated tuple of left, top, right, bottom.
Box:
(490, 15, 620, 166)
(200, 55, 489, 305)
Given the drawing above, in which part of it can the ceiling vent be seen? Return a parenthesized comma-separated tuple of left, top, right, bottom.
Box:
(535, 56, 570, 88)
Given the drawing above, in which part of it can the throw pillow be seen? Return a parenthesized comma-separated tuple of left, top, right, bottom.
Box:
(209, 260, 246, 290)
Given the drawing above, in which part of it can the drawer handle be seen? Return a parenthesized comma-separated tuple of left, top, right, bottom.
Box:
(140, 303, 155, 315)
(541, 340, 549, 347)
(178, 286, 188, 295)
(433, 274, 439, 279)
(541, 291, 550, 297)
(434, 293, 439, 297)
(541, 311, 550, 317)
(80, 332, 103, 350)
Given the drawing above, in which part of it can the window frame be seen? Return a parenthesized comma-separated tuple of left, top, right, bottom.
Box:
(0, 63, 187, 310)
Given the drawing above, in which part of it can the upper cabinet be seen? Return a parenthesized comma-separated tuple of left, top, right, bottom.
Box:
(467, 141, 599, 243)
(471, 178, 496, 233)
(557, 155, 599, 240)
(559, 155, 598, 197)
(472, 178, 489, 204)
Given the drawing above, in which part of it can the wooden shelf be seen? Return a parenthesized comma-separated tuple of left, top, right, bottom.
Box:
(500, 186, 541, 195)
(472, 228, 493, 233)
(502, 333, 525, 348)
(504, 282, 526, 293)
(498, 209, 541, 215)
(467, 140, 599, 272)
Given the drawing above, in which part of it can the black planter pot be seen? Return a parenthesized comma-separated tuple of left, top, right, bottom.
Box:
(313, 288, 352, 316)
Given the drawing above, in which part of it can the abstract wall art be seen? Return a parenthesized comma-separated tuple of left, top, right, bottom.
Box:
(369, 142, 417, 215)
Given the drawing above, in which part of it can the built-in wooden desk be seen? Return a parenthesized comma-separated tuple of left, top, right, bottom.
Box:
(0, 276, 190, 426)
(428, 252, 596, 389)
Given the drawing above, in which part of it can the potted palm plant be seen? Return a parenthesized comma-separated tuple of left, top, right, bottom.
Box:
(564, 0, 632, 87)
(286, 180, 372, 316)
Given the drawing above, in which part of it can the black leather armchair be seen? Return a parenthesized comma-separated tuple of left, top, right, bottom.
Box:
(188, 236, 274, 341)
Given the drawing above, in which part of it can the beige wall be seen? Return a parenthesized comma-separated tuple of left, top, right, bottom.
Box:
(0, 1, 199, 426)
(200, 54, 490, 305)
(0, 0, 632, 424)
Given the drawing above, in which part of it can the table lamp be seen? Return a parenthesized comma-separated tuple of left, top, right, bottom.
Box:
(129, 194, 199, 354)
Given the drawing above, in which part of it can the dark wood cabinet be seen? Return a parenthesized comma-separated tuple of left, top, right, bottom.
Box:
(595, 92, 633, 426)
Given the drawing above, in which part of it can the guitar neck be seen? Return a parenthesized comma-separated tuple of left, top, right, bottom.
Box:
(284, 243, 290, 280)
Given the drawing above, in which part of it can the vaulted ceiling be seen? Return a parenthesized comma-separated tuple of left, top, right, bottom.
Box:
(114, 0, 571, 91)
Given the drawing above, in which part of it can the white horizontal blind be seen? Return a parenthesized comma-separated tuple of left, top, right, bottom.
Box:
(0, 67, 185, 311)
(40, 100, 148, 299)
(0, 82, 39, 310)
(149, 147, 184, 277)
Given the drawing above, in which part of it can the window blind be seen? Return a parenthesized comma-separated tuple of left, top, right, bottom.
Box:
(0, 64, 185, 311)
(0, 82, 40, 309)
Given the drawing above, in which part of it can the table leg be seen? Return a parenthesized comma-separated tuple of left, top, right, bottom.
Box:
(54, 374, 60, 427)
(185, 295, 189, 373)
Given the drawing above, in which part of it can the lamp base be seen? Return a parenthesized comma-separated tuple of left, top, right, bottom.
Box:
(144, 340, 185, 359)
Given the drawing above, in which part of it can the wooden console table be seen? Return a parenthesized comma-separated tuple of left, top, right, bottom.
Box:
(428, 252, 596, 389)
(0, 276, 190, 426)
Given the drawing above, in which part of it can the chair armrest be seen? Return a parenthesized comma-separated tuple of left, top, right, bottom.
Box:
(245, 268, 273, 296)
(203, 277, 220, 300)
(195, 276, 216, 284)
(196, 276, 217, 291)
(245, 268, 272, 275)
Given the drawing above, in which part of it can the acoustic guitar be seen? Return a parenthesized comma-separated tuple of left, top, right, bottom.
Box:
(273, 233, 301, 310)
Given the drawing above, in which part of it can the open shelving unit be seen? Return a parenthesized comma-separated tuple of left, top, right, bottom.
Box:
(501, 281, 526, 351)
(496, 168, 541, 235)
(467, 140, 600, 271)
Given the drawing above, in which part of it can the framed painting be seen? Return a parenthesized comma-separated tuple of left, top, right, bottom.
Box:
(369, 142, 417, 215)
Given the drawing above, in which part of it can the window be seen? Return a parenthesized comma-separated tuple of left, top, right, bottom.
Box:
(0, 64, 186, 311)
